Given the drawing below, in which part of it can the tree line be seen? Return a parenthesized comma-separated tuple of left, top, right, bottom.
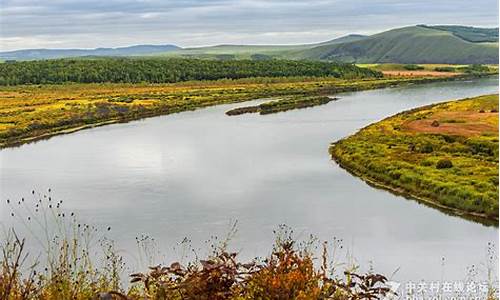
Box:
(0, 57, 382, 85)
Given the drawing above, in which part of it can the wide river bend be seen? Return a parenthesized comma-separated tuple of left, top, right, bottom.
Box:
(1, 77, 498, 282)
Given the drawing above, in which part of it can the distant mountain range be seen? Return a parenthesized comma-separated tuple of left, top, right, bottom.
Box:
(1, 25, 498, 64)
(0, 44, 180, 60)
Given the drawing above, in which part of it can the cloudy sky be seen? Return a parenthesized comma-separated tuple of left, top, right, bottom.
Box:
(0, 0, 498, 51)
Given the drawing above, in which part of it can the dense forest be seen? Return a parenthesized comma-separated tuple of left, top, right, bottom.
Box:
(0, 58, 382, 85)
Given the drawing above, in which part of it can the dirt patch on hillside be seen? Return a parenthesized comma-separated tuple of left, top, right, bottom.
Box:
(382, 71, 461, 78)
(402, 111, 498, 137)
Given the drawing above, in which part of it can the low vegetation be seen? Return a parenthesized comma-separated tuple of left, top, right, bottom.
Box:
(459, 64, 494, 74)
(1, 195, 395, 300)
(0, 57, 382, 86)
(402, 64, 425, 71)
(434, 66, 456, 72)
(0, 74, 483, 148)
(226, 96, 337, 116)
(0, 233, 393, 300)
(359, 63, 498, 76)
(330, 94, 499, 221)
(2, 191, 499, 299)
(358, 63, 498, 78)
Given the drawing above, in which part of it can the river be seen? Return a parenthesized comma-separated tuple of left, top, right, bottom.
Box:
(0, 77, 498, 283)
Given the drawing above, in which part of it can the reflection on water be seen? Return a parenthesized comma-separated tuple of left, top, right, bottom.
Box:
(0, 77, 498, 281)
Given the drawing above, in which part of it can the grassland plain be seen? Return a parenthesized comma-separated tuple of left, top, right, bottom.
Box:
(1, 73, 491, 149)
(358, 63, 499, 77)
(330, 94, 499, 222)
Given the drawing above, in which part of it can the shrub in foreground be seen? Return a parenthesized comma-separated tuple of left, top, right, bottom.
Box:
(1, 193, 391, 300)
(0, 227, 392, 300)
(403, 64, 424, 71)
(436, 159, 453, 169)
(2, 192, 498, 299)
(127, 237, 391, 300)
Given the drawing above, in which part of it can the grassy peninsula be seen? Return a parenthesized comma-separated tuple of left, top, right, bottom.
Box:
(330, 94, 499, 221)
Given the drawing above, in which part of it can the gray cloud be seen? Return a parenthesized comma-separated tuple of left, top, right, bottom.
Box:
(0, 0, 498, 50)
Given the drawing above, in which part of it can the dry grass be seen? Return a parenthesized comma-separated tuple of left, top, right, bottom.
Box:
(381, 70, 461, 77)
(403, 111, 498, 137)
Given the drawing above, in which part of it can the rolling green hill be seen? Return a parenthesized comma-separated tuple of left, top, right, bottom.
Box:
(293, 25, 498, 64)
(162, 25, 498, 64)
(159, 35, 369, 60)
(315, 34, 368, 46)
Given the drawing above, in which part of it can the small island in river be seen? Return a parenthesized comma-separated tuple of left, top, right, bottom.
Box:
(225, 95, 338, 115)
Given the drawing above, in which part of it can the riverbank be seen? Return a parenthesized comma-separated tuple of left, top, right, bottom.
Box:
(330, 94, 499, 223)
(0, 74, 493, 149)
